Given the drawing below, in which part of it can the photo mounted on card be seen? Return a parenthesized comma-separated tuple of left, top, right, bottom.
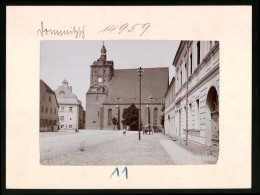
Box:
(6, 6, 251, 189)
(40, 40, 219, 166)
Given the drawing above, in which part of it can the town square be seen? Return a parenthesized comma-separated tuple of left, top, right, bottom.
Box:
(40, 40, 219, 165)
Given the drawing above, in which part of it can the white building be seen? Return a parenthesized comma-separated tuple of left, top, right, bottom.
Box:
(164, 41, 219, 156)
(55, 79, 83, 130)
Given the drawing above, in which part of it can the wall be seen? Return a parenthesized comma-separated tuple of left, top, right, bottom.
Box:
(85, 93, 107, 129)
(58, 104, 79, 130)
(102, 104, 163, 130)
(40, 91, 59, 131)
(165, 41, 219, 151)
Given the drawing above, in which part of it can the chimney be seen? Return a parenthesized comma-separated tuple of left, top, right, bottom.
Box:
(70, 86, 72, 92)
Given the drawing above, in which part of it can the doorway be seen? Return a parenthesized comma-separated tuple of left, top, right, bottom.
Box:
(206, 86, 219, 157)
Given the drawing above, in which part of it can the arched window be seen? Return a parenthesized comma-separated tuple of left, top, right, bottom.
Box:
(153, 107, 158, 126)
(59, 91, 65, 95)
(108, 108, 112, 125)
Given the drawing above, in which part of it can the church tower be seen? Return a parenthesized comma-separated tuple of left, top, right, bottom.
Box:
(86, 42, 114, 129)
(89, 42, 114, 88)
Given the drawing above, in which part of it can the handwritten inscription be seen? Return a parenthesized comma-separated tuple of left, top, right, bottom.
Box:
(37, 22, 85, 39)
(110, 167, 128, 179)
(99, 23, 151, 37)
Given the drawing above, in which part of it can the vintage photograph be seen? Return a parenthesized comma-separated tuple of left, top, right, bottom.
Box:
(40, 40, 219, 165)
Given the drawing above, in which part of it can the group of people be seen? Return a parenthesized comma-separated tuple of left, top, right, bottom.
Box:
(143, 124, 153, 134)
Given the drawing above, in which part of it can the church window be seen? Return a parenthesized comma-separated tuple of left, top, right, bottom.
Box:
(94, 69, 97, 75)
(46, 107, 48, 113)
(54, 108, 56, 114)
(50, 108, 52, 114)
(153, 108, 158, 126)
(108, 108, 112, 125)
(103, 69, 106, 74)
(69, 107, 73, 112)
(49, 96, 51, 101)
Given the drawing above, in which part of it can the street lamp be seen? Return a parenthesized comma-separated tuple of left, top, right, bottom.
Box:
(116, 105, 120, 130)
(137, 67, 144, 140)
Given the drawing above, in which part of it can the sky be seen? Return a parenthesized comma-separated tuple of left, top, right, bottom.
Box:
(40, 40, 180, 109)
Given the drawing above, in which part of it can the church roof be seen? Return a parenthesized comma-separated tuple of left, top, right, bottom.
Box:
(101, 44, 106, 53)
(103, 67, 169, 105)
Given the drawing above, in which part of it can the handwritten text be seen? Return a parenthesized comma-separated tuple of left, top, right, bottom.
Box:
(99, 23, 150, 37)
(110, 167, 128, 179)
(37, 22, 85, 39)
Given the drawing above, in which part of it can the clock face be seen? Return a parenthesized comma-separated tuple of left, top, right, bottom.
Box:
(98, 77, 103, 83)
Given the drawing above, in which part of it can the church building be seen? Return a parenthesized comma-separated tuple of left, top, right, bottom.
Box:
(85, 43, 169, 130)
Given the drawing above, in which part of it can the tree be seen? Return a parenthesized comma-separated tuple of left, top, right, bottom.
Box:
(121, 103, 139, 130)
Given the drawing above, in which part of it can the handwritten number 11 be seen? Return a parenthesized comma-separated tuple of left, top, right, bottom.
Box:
(110, 167, 128, 179)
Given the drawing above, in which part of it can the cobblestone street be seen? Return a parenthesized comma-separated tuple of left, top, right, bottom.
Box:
(40, 130, 217, 165)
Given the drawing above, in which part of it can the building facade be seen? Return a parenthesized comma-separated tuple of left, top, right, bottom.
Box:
(164, 77, 176, 137)
(79, 101, 85, 129)
(55, 79, 84, 130)
(86, 43, 168, 130)
(40, 80, 59, 132)
(164, 41, 219, 156)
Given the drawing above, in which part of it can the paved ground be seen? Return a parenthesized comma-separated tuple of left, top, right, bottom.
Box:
(40, 130, 217, 165)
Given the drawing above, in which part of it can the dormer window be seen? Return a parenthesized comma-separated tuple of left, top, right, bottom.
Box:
(148, 95, 156, 101)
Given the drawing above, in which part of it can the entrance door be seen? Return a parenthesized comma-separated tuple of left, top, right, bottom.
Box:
(206, 86, 219, 157)
(210, 111, 219, 157)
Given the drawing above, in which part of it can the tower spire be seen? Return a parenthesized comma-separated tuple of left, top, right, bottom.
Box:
(100, 41, 107, 60)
